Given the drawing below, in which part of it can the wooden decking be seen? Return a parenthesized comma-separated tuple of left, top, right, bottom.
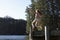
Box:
(32, 36, 60, 40)
(31, 28, 60, 40)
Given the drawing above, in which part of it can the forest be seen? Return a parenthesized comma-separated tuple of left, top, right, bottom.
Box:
(0, 16, 27, 35)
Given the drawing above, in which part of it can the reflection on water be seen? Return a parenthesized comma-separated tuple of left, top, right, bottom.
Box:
(0, 35, 26, 40)
(0, 39, 23, 40)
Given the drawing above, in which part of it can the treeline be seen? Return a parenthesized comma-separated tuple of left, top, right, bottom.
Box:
(0, 16, 27, 35)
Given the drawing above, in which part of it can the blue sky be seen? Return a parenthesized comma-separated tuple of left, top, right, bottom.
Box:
(0, 0, 31, 20)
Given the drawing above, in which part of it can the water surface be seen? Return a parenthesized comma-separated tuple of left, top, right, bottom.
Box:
(0, 35, 26, 40)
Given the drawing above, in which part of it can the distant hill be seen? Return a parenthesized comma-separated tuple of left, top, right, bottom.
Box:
(0, 17, 27, 35)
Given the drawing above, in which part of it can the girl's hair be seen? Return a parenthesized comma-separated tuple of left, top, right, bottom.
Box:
(36, 9, 42, 15)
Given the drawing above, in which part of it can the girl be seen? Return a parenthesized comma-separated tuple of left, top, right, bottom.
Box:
(32, 9, 43, 31)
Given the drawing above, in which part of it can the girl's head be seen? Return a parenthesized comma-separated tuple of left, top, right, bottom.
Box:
(35, 9, 39, 13)
(35, 9, 42, 15)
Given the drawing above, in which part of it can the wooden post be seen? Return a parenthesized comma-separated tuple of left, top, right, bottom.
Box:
(29, 27, 32, 40)
(45, 26, 50, 40)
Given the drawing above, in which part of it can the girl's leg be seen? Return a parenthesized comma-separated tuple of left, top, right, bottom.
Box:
(32, 19, 36, 31)
(35, 21, 43, 31)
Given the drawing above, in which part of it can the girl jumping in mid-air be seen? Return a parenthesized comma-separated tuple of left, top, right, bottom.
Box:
(32, 9, 43, 31)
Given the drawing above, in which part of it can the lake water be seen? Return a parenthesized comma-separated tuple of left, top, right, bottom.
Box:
(0, 35, 26, 40)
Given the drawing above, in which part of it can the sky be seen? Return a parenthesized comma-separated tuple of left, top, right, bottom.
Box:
(0, 0, 31, 20)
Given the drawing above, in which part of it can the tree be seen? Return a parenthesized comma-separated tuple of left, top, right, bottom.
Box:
(26, 0, 60, 33)
(26, 0, 50, 32)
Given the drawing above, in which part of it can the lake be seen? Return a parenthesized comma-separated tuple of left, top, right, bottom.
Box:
(0, 35, 26, 40)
